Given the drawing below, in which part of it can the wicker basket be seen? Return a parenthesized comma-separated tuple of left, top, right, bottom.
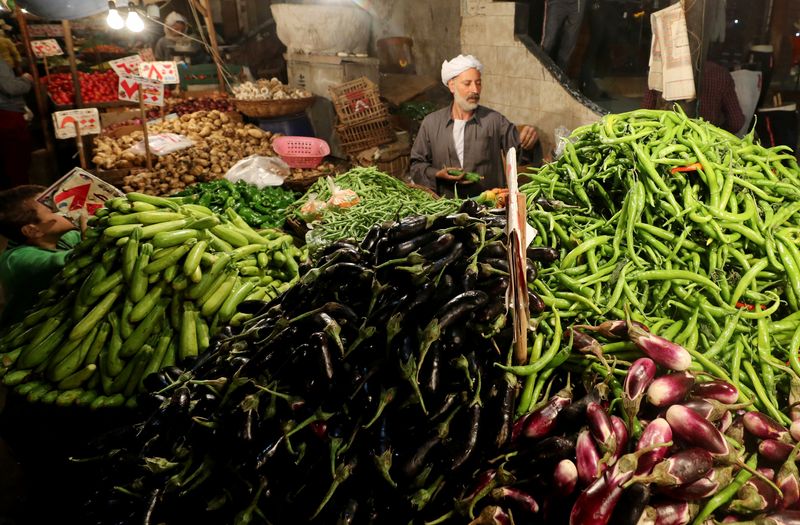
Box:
(329, 77, 387, 126)
(233, 96, 316, 118)
(336, 118, 395, 154)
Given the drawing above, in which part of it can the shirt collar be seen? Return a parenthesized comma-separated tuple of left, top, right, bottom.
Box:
(446, 103, 482, 127)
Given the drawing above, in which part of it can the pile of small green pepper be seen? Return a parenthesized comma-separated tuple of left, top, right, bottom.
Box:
(519, 107, 800, 424)
(175, 179, 298, 229)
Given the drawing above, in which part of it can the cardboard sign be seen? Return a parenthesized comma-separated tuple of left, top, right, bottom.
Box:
(28, 24, 64, 38)
(108, 55, 143, 77)
(139, 61, 179, 84)
(31, 39, 63, 58)
(37, 168, 124, 222)
(118, 76, 165, 106)
(52, 108, 101, 139)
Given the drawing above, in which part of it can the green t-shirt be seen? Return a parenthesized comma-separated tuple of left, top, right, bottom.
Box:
(0, 230, 82, 327)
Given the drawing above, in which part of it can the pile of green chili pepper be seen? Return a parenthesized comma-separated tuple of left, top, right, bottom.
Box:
(519, 107, 800, 423)
(291, 167, 461, 254)
(175, 179, 298, 229)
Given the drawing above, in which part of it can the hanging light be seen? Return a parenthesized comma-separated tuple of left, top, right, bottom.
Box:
(106, 1, 124, 29)
(126, 8, 145, 32)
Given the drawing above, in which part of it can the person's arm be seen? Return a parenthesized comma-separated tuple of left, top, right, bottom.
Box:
(57, 229, 82, 250)
(500, 116, 522, 153)
(0, 60, 30, 96)
(154, 37, 168, 61)
(409, 119, 440, 190)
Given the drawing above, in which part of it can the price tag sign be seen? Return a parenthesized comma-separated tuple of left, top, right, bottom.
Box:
(118, 76, 165, 106)
(52, 108, 101, 139)
(37, 168, 125, 221)
(139, 61, 179, 84)
(108, 55, 143, 77)
(31, 39, 63, 58)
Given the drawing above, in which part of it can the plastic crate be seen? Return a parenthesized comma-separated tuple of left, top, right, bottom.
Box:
(336, 118, 394, 154)
(329, 77, 387, 126)
(272, 136, 330, 169)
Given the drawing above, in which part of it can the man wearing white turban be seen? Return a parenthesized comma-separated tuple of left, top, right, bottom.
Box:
(410, 54, 538, 197)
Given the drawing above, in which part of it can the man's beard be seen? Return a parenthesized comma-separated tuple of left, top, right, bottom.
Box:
(455, 91, 479, 112)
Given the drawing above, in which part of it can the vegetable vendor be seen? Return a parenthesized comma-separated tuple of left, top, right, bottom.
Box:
(154, 12, 208, 64)
(410, 54, 538, 197)
(0, 185, 84, 327)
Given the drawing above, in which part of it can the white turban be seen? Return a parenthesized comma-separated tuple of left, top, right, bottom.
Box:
(441, 54, 483, 86)
(164, 12, 188, 27)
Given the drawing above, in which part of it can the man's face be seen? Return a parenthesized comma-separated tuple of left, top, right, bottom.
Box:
(29, 199, 75, 238)
(449, 68, 481, 112)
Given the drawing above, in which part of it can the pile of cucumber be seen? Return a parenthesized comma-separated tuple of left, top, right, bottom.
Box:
(0, 193, 307, 409)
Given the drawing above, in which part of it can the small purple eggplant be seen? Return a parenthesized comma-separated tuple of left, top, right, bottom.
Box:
(490, 487, 539, 514)
(468, 505, 511, 525)
(777, 443, 800, 509)
(587, 402, 617, 457)
(623, 358, 656, 425)
(647, 372, 695, 408)
(577, 429, 603, 486)
(627, 323, 692, 371)
(730, 476, 781, 514)
(658, 466, 733, 501)
(636, 418, 673, 475)
(665, 405, 729, 456)
(638, 501, 700, 525)
(760, 439, 795, 464)
(719, 410, 734, 434)
(791, 420, 800, 442)
(519, 384, 572, 441)
(681, 398, 751, 422)
(566, 327, 608, 363)
(691, 379, 740, 404)
(554, 459, 578, 496)
(568, 441, 671, 525)
(744, 411, 790, 442)
(726, 414, 745, 444)
(573, 319, 649, 340)
(629, 447, 713, 488)
(611, 415, 629, 461)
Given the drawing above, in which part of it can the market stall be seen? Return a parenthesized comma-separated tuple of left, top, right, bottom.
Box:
(0, 105, 799, 524)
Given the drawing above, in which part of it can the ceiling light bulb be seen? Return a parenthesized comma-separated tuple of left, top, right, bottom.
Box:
(107, 6, 124, 30)
(126, 10, 145, 32)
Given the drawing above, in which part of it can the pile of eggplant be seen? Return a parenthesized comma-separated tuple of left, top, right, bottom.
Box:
(79, 203, 556, 524)
(479, 320, 800, 525)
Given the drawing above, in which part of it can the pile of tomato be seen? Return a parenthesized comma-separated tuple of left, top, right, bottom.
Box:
(45, 70, 120, 105)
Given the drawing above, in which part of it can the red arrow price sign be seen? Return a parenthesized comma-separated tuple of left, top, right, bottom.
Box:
(117, 76, 164, 106)
(37, 168, 125, 223)
(139, 61, 179, 84)
(108, 55, 143, 77)
(52, 108, 101, 139)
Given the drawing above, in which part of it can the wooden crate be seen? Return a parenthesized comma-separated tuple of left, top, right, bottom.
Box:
(329, 77, 387, 126)
(336, 118, 394, 154)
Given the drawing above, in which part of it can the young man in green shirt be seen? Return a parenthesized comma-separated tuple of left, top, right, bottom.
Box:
(0, 185, 84, 327)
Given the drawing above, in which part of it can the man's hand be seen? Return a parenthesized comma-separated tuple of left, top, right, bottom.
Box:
(21, 72, 33, 82)
(519, 125, 538, 150)
(436, 167, 464, 181)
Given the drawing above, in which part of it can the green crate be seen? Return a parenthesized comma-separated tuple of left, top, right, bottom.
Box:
(179, 63, 244, 90)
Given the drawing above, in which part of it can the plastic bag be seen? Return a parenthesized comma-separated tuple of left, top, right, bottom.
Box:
(225, 155, 289, 188)
(553, 126, 571, 159)
(325, 177, 360, 209)
(298, 193, 328, 222)
(126, 133, 195, 157)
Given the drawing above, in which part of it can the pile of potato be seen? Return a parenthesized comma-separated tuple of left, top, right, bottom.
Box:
(232, 78, 312, 101)
(92, 110, 276, 196)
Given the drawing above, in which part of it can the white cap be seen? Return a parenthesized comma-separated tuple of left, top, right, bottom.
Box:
(441, 54, 483, 86)
(164, 12, 188, 27)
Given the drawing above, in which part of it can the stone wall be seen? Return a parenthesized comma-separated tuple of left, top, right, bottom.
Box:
(460, 0, 603, 152)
